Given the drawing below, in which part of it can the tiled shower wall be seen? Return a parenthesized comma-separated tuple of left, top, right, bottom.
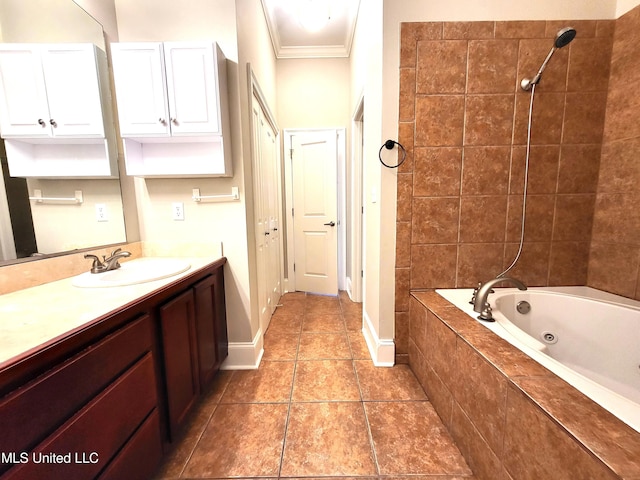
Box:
(588, 6, 640, 299)
(394, 20, 615, 358)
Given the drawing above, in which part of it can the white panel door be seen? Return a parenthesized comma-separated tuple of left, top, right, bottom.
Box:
(251, 97, 271, 333)
(0, 45, 50, 137)
(164, 43, 219, 135)
(110, 43, 170, 136)
(40, 44, 104, 137)
(292, 131, 338, 295)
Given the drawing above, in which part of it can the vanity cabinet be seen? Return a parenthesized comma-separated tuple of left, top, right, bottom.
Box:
(0, 258, 228, 479)
(158, 266, 228, 438)
(110, 41, 232, 177)
(194, 267, 228, 389)
(159, 289, 200, 438)
(0, 43, 118, 178)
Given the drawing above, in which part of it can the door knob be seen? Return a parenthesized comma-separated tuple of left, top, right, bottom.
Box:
(324, 221, 336, 227)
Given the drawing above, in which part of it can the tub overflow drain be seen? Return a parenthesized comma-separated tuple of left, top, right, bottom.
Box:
(516, 300, 531, 314)
(541, 331, 558, 344)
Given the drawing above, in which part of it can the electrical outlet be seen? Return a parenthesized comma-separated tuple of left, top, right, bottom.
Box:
(95, 204, 108, 222)
(172, 202, 185, 221)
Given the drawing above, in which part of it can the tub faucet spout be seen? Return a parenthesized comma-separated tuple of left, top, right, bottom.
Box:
(473, 277, 527, 322)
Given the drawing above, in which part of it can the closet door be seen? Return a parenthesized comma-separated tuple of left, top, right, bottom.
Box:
(111, 42, 170, 137)
(163, 42, 220, 135)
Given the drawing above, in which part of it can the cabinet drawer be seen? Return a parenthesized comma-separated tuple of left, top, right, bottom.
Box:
(97, 409, 162, 480)
(0, 314, 153, 470)
(2, 353, 157, 480)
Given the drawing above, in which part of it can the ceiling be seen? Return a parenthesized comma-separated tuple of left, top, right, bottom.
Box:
(260, 0, 361, 59)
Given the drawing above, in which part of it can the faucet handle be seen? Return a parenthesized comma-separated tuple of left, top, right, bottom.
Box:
(84, 254, 105, 274)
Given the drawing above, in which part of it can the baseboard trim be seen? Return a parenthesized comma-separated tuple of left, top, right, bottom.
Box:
(220, 328, 264, 370)
(362, 310, 395, 367)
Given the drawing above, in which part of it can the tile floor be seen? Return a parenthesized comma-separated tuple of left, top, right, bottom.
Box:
(153, 291, 474, 479)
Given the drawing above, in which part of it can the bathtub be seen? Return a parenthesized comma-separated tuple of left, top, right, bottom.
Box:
(436, 286, 640, 434)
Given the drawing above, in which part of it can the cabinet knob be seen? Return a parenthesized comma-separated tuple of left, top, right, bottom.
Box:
(171, 118, 178, 126)
(38, 119, 46, 127)
(158, 118, 166, 125)
(49, 119, 57, 128)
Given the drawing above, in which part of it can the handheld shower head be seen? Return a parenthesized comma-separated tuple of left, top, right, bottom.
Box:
(521, 27, 576, 91)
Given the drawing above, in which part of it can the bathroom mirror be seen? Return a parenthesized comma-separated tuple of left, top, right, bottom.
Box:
(0, 0, 127, 265)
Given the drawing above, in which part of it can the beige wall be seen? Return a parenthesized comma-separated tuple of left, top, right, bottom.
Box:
(276, 57, 350, 129)
(113, 0, 278, 348)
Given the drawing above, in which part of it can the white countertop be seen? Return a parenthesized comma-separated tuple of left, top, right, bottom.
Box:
(0, 256, 222, 369)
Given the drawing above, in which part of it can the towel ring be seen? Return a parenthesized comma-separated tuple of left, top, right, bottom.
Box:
(379, 140, 407, 169)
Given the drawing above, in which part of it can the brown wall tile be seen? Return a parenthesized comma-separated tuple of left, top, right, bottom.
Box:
(464, 95, 515, 145)
(506, 195, 555, 242)
(412, 197, 460, 243)
(567, 36, 613, 92)
(461, 146, 511, 195)
(443, 21, 494, 40)
(502, 242, 551, 286)
(548, 241, 590, 285)
(509, 145, 560, 194)
(413, 147, 462, 196)
(591, 193, 640, 244)
(503, 385, 619, 480)
(395, 268, 411, 312)
(557, 145, 601, 194)
(563, 92, 608, 144)
(450, 402, 504, 480)
(452, 339, 508, 457)
(395, 221, 411, 268)
(552, 194, 595, 241)
(588, 242, 640, 298)
(410, 244, 457, 289)
(597, 137, 640, 193)
(415, 95, 465, 146)
(459, 196, 508, 243)
(467, 40, 519, 94)
(416, 40, 467, 94)
(425, 310, 457, 391)
(457, 244, 505, 286)
(399, 68, 416, 121)
(513, 92, 566, 145)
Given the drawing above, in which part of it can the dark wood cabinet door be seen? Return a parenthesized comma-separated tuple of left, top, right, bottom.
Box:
(193, 268, 227, 389)
(159, 289, 199, 438)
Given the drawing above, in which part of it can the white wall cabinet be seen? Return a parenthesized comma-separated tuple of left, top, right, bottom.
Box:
(0, 44, 118, 178)
(111, 42, 232, 177)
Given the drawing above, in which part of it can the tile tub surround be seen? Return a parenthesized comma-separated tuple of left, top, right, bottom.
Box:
(394, 20, 615, 358)
(409, 291, 640, 480)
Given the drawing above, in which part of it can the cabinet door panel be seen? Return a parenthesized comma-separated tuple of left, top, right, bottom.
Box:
(2, 354, 157, 480)
(159, 289, 199, 438)
(0, 46, 50, 137)
(111, 43, 170, 137)
(164, 43, 220, 135)
(40, 45, 104, 137)
(0, 314, 154, 474)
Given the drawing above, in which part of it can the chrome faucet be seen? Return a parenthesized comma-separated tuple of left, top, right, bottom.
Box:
(472, 277, 527, 322)
(84, 248, 131, 274)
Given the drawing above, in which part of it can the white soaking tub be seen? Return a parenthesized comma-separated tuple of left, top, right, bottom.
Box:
(436, 286, 640, 434)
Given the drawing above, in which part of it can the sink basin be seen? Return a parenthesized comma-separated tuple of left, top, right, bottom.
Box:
(72, 258, 191, 288)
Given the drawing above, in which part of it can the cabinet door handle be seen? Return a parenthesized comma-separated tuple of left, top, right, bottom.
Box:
(38, 119, 46, 127)
(324, 221, 336, 227)
(49, 119, 57, 128)
(265, 231, 270, 236)
(158, 118, 166, 125)
(171, 118, 178, 125)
